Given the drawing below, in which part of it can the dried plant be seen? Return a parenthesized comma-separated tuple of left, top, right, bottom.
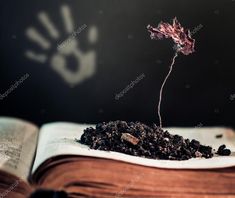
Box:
(147, 17, 195, 128)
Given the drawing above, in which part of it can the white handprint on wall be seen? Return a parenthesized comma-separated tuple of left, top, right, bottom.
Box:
(25, 5, 98, 86)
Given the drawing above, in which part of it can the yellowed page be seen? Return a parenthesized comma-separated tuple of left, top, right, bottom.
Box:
(0, 117, 38, 181)
(32, 122, 235, 174)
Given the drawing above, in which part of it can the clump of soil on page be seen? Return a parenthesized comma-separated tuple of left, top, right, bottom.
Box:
(79, 121, 219, 160)
(216, 144, 231, 156)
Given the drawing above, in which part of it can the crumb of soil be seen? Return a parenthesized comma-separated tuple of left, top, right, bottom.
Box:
(216, 144, 231, 156)
(215, 134, 223, 138)
(78, 121, 219, 160)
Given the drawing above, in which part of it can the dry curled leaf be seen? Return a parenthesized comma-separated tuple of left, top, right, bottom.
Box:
(147, 17, 195, 55)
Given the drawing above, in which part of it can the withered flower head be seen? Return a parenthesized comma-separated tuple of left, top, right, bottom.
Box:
(147, 17, 195, 55)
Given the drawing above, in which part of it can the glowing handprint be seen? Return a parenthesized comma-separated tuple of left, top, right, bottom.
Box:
(25, 5, 98, 86)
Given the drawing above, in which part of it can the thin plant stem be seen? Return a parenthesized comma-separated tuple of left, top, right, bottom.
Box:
(158, 52, 178, 128)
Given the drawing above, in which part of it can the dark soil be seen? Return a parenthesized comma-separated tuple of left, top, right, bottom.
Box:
(216, 144, 231, 156)
(215, 134, 223, 138)
(79, 121, 230, 160)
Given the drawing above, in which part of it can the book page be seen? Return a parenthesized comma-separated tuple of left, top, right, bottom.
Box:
(0, 117, 38, 181)
(32, 122, 235, 174)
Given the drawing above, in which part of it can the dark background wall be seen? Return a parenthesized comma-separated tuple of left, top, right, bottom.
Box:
(0, 0, 235, 128)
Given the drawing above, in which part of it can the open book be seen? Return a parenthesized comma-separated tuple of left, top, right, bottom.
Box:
(0, 117, 235, 198)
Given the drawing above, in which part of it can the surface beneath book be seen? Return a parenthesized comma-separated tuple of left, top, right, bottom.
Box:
(0, 117, 38, 181)
(32, 122, 235, 174)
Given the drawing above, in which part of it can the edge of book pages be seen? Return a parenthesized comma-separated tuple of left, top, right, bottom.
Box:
(32, 122, 235, 173)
